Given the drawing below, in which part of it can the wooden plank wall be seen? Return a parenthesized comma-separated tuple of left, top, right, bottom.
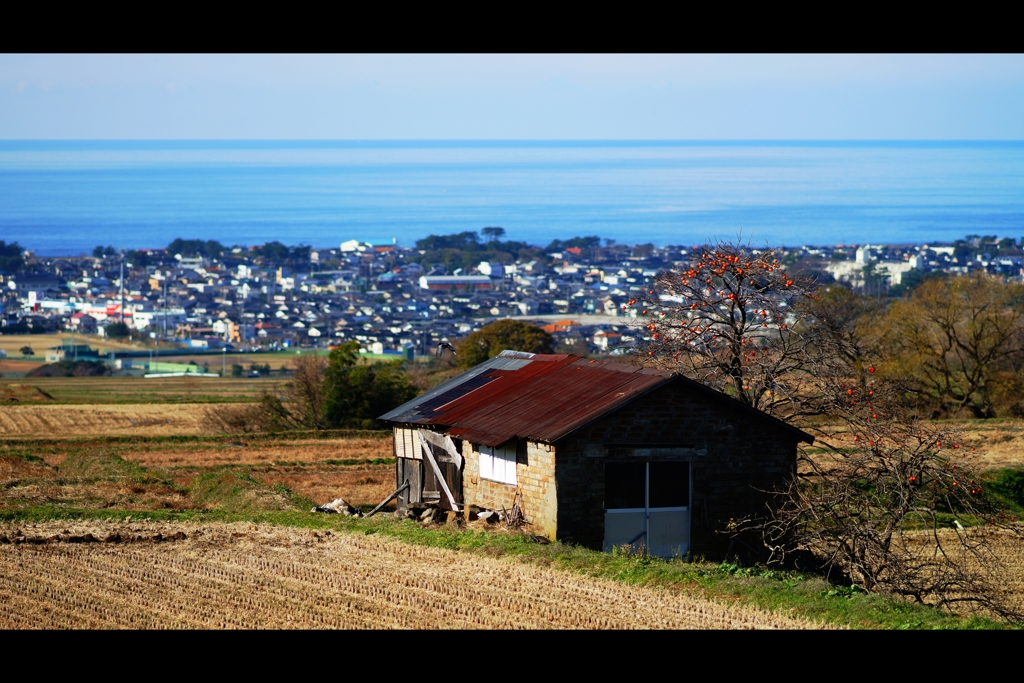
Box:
(395, 457, 423, 509)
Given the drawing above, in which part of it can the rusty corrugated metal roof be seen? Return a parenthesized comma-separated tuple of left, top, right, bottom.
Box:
(380, 351, 813, 447)
(425, 356, 673, 447)
(377, 351, 537, 424)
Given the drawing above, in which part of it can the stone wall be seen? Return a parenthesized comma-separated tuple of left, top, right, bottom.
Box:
(553, 379, 799, 558)
(462, 439, 558, 539)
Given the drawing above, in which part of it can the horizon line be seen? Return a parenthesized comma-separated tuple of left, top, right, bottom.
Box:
(4, 138, 1024, 144)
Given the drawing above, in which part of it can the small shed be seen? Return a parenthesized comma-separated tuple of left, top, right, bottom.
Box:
(379, 351, 812, 558)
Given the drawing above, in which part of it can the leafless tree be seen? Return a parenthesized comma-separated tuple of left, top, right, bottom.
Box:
(284, 352, 328, 430)
(760, 379, 1021, 619)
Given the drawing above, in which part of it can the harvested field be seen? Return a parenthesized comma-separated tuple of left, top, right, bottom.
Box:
(904, 526, 1024, 618)
(0, 376, 285, 405)
(0, 333, 139, 356)
(0, 403, 219, 437)
(0, 520, 824, 629)
(117, 437, 392, 468)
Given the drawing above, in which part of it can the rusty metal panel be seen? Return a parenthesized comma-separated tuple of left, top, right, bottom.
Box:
(384, 350, 812, 447)
(431, 357, 673, 447)
(378, 353, 534, 424)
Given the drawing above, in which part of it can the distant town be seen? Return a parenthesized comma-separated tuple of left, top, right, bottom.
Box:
(1, 232, 1021, 371)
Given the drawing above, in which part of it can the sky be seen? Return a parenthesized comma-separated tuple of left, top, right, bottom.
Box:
(3, 54, 1024, 140)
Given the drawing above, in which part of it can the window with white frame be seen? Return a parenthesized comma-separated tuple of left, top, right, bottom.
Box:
(479, 442, 518, 485)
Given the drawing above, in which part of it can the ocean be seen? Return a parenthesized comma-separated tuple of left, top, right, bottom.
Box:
(2, 140, 1024, 255)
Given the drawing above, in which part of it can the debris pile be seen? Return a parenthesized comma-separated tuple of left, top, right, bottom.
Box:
(393, 504, 461, 525)
(311, 497, 363, 517)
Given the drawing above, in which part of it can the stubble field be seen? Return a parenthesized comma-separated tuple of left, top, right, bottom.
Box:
(0, 520, 822, 629)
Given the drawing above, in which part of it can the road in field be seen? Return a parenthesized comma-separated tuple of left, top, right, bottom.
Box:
(0, 521, 822, 629)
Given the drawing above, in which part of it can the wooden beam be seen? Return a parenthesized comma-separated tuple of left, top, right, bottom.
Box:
(418, 428, 463, 469)
(418, 430, 459, 509)
(365, 482, 410, 518)
(443, 435, 463, 469)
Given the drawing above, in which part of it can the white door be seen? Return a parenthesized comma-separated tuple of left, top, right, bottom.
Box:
(603, 460, 690, 558)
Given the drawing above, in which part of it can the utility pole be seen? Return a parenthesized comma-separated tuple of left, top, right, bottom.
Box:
(120, 252, 125, 324)
(163, 279, 168, 341)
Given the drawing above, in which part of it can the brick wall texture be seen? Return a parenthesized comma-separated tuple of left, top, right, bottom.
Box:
(462, 439, 558, 539)
(435, 377, 798, 559)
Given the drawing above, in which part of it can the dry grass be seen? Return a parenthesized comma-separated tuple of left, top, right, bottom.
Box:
(0, 520, 822, 629)
(257, 464, 394, 508)
(116, 438, 391, 468)
(0, 384, 54, 403)
(956, 421, 1024, 472)
(1, 434, 396, 513)
(0, 403, 229, 437)
(114, 436, 396, 508)
(0, 449, 192, 513)
(903, 526, 1024, 619)
(0, 333, 140, 356)
(802, 419, 1024, 474)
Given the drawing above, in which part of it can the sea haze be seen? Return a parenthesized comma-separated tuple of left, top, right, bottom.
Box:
(2, 140, 1024, 255)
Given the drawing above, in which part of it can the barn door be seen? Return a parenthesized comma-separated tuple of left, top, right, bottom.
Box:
(419, 433, 462, 510)
(603, 461, 690, 558)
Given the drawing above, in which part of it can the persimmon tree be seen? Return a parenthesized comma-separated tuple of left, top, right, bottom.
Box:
(630, 240, 818, 419)
(633, 241, 1021, 617)
(761, 372, 1022, 619)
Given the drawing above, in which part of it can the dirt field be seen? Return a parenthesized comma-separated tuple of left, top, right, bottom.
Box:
(0, 360, 45, 375)
(0, 433, 395, 511)
(0, 520, 822, 629)
(113, 436, 395, 507)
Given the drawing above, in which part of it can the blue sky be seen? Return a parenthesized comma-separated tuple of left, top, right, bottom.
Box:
(3, 54, 1024, 139)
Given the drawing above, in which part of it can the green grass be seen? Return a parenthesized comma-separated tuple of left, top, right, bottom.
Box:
(188, 469, 315, 513)
(983, 469, 1024, 515)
